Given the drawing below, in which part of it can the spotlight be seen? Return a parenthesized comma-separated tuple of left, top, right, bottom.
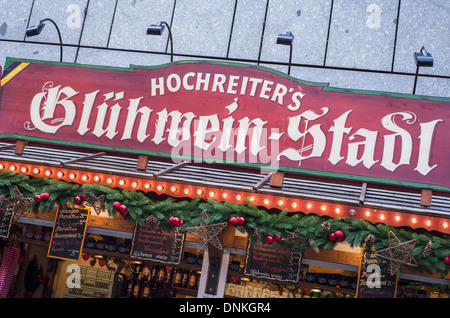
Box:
(276, 31, 294, 75)
(276, 31, 294, 46)
(414, 46, 433, 67)
(147, 21, 174, 62)
(412, 46, 433, 94)
(26, 18, 63, 62)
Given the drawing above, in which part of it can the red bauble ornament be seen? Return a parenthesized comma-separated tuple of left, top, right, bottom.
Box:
(274, 235, 281, 242)
(228, 217, 239, 226)
(335, 230, 345, 242)
(177, 220, 184, 227)
(81, 193, 87, 201)
(266, 235, 274, 244)
(444, 256, 450, 266)
(238, 217, 246, 225)
(119, 205, 127, 213)
(74, 196, 82, 205)
(172, 217, 180, 226)
(328, 232, 336, 241)
(40, 192, 50, 201)
(169, 216, 175, 224)
(112, 201, 121, 210)
(34, 194, 42, 203)
(120, 210, 128, 217)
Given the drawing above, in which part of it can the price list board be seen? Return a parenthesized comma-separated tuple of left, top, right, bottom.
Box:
(244, 239, 302, 283)
(47, 205, 90, 261)
(130, 224, 185, 265)
(0, 206, 14, 238)
(356, 246, 398, 298)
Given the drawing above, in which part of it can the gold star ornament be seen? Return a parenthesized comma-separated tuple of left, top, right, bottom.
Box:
(375, 231, 418, 275)
(186, 210, 227, 252)
(6, 186, 34, 221)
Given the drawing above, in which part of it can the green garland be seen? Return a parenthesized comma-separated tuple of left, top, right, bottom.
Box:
(1, 170, 450, 276)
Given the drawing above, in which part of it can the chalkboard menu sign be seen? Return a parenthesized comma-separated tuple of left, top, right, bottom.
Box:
(130, 224, 185, 265)
(244, 239, 302, 283)
(47, 204, 90, 261)
(356, 246, 398, 298)
(0, 206, 14, 238)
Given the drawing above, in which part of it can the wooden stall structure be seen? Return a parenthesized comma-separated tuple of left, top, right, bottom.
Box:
(0, 59, 449, 299)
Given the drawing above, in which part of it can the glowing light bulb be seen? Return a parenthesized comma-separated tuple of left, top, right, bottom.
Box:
(320, 205, 326, 211)
(395, 215, 401, 222)
(306, 203, 312, 209)
(379, 214, 386, 220)
(335, 208, 341, 214)
(57, 172, 64, 178)
(209, 191, 216, 198)
(222, 193, 229, 199)
(45, 170, 52, 176)
(9, 165, 16, 171)
(264, 198, 270, 205)
(184, 188, 190, 195)
(69, 173, 76, 179)
(119, 179, 126, 186)
(278, 200, 284, 206)
(442, 222, 448, 228)
(33, 168, 40, 174)
(196, 189, 203, 195)
(132, 182, 138, 188)
(94, 176, 101, 182)
(144, 183, 151, 189)
(411, 217, 417, 224)
(292, 202, 298, 209)
(365, 210, 371, 217)
(157, 185, 164, 191)
(82, 175, 89, 181)
(236, 194, 242, 201)
(21, 167, 28, 173)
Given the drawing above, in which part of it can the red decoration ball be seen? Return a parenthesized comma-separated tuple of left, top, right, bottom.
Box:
(172, 217, 180, 226)
(238, 217, 246, 225)
(112, 201, 121, 210)
(119, 205, 127, 213)
(120, 210, 128, 217)
(40, 192, 50, 201)
(169, 216, 175, 224)
(74, 196, 82, 205)
(445, 256, 450, 266)
(274, 235, 281, 242)
(81, 193, 87, 201)
(335, 230, 345, 242)
(228, 217, 239, 226)
(266, 235, 274, 244)
(34, 194, 42, 203)
(177, 220, 184, 227)
(328, 232, 336, 241)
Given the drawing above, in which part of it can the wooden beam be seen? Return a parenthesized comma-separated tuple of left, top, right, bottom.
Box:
(14, 140, 27, 155)
(253, 172, 273, 190)
(136, 155, 148, 171)
(0, 144, 15, 151)
(359, 182, 367, 205)
(269, 171, 284, 188)
(154, 161, 189, 178)
(60, 152, 106, 166)
(420, 189, 432, 207)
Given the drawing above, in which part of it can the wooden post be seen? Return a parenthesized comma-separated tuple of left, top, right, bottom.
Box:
(420, 189, 432, 207)
(269, 171, 284, 188)
(14, 140, 27, 155)
(137, 155, 148, 171)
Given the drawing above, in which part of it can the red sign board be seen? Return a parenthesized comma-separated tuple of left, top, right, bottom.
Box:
(1, 58, 449, 191)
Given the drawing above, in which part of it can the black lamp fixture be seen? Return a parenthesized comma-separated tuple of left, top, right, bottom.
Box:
(276, 31, 294, 75)
(147, 21, 174, 62)
(26, 18, 63, 62)
(412, 46, 433, 94)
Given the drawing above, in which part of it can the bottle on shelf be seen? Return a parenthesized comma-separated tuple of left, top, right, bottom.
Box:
(181, 270, 189, 288)
(165, 267, 174, 285)
(157, 267, 166, 283)
(132, 266, 143, 298)
(188, 270, 197, 290)
(126, 266, 138, 298)
(174, 268, 183, 287)
(142, 275, 152, 298)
